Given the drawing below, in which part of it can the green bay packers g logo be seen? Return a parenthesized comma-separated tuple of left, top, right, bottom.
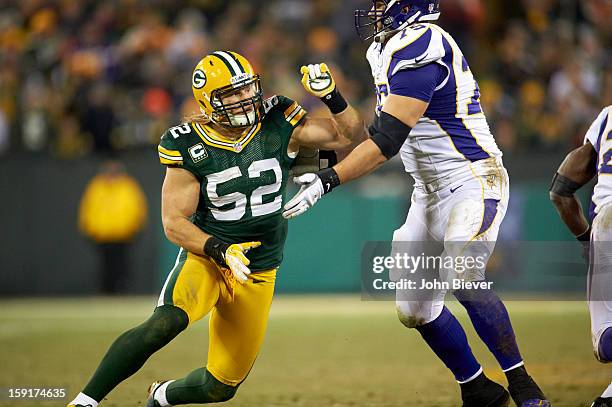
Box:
(192, 69, 207, 89)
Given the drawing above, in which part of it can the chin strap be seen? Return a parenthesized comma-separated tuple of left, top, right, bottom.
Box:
(375, 29, 400, 43)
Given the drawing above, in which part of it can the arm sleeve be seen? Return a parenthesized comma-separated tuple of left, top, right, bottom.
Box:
(388, 63, 447, 103)
(584, 108, 609, 153)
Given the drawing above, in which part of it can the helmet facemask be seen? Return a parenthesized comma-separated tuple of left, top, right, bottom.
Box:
(355, 1, 392, 42)
(355, 1, 441, 43)
(209, 75, 263, 128)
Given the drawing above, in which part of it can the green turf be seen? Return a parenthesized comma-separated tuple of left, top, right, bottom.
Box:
(0, 296, 608, 406)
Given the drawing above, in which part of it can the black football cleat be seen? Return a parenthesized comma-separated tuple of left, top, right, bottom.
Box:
(592, 397, 612, 407)
(507, 367, 550, 407)
(461, 373, 510, 407)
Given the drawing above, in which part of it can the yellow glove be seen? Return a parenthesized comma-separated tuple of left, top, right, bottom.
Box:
(301, 63, 336, 98)
(224, 241, 261, 283)
(204, 237, 261, 284)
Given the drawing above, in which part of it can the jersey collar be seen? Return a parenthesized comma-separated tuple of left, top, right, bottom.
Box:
(191, 121, 260, 153)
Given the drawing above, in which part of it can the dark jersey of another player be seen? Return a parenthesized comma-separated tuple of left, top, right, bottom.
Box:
(158, 95, 307, 271)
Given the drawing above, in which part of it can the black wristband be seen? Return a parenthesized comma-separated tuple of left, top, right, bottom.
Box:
(576, 226, 591, 242)
(317, 167, 341, 194)
(320, 87, 348, 114)
(203, 236, 230, 266)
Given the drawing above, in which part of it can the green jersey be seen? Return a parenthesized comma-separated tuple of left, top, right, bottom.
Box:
(158, 95, 307, 271)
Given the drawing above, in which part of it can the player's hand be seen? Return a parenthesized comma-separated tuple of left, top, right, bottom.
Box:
(580, 241, 590, 264)
(576, 226, 591, 264)
(205, 237, 261, 283)
(301, 63, 336, 98)
(282, 173, 325, 219)
(224, 241, 261, 283)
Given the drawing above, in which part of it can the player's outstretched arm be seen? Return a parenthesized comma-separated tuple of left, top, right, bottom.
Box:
(282, 94, 427, 219)
(335, 94, 427, 184)
(549, 142, 597, 239)
(161, 167, 259, 283)
(291, 63, 366, 150)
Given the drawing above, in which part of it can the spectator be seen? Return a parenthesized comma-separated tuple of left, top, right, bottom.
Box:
(78, 160, 147, 294)
(80, 82, 116, 153)
(0, 0, 609, 157)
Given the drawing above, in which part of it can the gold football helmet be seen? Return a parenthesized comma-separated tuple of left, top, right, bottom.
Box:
(191, 51, 262, 128)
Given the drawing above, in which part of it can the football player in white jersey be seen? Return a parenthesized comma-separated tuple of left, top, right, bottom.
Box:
(283, 1, 549, 406)
(550, 106, 612, 407)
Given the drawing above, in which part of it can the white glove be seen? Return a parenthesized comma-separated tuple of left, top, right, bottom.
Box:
(282, 173, 325, 219)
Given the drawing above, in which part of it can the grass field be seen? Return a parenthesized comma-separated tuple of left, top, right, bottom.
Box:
(0, 296, 608, 407)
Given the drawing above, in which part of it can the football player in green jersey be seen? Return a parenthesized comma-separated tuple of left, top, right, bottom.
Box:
(67, 51, 365, 407)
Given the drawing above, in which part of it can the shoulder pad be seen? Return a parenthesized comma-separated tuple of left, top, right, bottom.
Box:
(266, 95, 295, 112)
(385, 25, 445, 76)
(158, 123, 194, 165)
(267, 95, 307, 128)
(162, 123, 194, 140)
(262, 95, 281, 114)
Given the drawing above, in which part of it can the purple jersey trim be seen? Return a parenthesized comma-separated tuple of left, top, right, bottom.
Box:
(589, 192, 596, 221)
(594, 112, 609, 155)
(425, 36, 489, 162)
(590, 113, 610, 220)
(387, 28, 433, 80)
(476, 199, 500, 237)
(436, 118, 491, 161)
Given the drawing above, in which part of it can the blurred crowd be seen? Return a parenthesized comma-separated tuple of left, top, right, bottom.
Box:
(0, 0, 610, 159)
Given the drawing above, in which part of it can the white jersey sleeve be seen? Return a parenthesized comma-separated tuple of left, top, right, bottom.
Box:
(584, 106, 612, 152)
(385, 25, 445, 76)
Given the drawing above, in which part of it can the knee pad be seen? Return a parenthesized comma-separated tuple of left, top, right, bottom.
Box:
(396, 301, 444, 328)
(596, 327, 612, 363)
(204, 371, 238, 402)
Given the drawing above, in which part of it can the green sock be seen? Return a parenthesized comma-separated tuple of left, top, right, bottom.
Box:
(166, 368, 238, 404)
(82, 305, 188, 401)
